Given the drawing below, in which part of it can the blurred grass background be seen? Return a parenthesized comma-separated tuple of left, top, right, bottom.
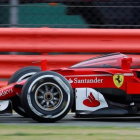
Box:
(0, 125, 140, 140)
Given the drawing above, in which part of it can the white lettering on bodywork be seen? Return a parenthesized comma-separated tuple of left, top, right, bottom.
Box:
(68, 77, 103, 84)
(0, 89, 13, 97)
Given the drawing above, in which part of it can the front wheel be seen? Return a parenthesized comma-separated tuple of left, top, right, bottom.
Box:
(8, 66, 41, 117)
(21, 71, 74, 122)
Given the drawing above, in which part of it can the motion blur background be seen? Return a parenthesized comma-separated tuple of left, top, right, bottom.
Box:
(0, 0, 140, 86)
(0, 0, 140, 28)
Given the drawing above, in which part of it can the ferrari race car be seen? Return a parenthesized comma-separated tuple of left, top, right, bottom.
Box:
(1, 53, 140, 122)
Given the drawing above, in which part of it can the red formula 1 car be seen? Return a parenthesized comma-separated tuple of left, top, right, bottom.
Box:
(1, 53, 140, 122)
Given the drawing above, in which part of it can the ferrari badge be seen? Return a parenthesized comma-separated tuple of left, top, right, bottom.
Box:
(113, 74, 124, 88)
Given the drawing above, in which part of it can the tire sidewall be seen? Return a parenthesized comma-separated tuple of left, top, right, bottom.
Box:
(8, 66, 41, 117)
(8, 66, 41, 84)
(21, 71, 73, 122)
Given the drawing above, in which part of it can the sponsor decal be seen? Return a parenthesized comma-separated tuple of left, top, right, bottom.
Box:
(68, 77, 103, 84)
(113, 74, 124, 88)
(83, 92, 100, 107)
(0, 89, 13, 97)
(68, 78, 73, 84)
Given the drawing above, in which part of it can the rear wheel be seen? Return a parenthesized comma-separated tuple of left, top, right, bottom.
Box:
(21, 71, 74, 122)
(8, 66, 40, 117)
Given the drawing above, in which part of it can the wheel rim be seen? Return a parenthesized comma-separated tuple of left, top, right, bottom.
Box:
(35, 82, 63, 111)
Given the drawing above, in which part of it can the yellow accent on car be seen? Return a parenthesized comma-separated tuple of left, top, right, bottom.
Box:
(113, 74, 124, 88)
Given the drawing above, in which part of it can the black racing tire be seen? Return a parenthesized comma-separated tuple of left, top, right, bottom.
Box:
(21, 71, 74, 122)
(8, 66, 41, 117)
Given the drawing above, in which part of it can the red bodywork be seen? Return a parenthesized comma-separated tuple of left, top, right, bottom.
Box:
(56, 68, 140, 94)
(0, 80, 26, 100)
(0, 53, 140, 100)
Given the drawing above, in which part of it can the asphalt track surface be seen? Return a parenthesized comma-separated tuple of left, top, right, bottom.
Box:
(1, 114, 140, 127)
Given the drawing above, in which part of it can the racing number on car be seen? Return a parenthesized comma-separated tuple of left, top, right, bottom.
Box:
(113, 74, 124, 88)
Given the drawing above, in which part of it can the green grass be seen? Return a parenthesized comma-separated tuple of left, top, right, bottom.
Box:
(0, 125, 140, 140)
